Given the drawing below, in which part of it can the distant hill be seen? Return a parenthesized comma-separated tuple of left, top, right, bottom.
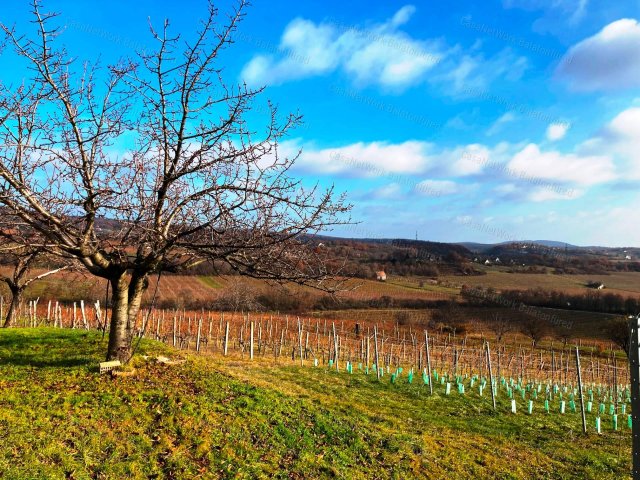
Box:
(313, 236, 640, 277)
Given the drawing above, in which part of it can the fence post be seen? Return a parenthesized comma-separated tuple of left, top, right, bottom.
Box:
(629, 315, 640, 479)
(224, 321, 230, 357)
(250, 321, 255, 360)
(297, 317, 303, 366)
(374, 325, 380, 380)
(575, 346, 587, 434)
(172, 315, 177, 347)
(486, 342, 496, 411)
(80, 300, 88, 330)
(196, 316, 203, 353)
(332, 322, 339, 371)
(425, 330, 433, 395)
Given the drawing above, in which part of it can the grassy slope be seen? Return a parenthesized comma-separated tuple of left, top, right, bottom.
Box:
(0, 329, 631, 479)
(439, 270, 640, 298)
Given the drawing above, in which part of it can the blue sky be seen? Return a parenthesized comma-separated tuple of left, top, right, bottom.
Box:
(2, 0, 640, 246)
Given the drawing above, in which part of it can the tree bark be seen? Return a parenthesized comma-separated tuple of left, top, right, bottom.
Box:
(3, 284, 23, 328)
(106, 272, 148, 361)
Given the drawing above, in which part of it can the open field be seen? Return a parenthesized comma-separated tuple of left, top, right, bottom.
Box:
(439, 270, 640, 298)
(0, 328, 631, 479)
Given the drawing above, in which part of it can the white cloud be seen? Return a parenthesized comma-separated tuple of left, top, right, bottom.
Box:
(240, 7, 442, 90)
(415, 179, 460, 197)
(487, 112, 517, 136)
(281, 138, 515, 185)
(288, 140, 511, 178)
(502, 0, 589, 30)
(389, 5, 416, 28)
(289, 140, 434, 177)
(436, 48, 528, 96)
(241, 6, 527, 93)
(556, 19, 640, 91)
(546, 122, 570, 141)
(366, 183, 404, 200)
(579, 106, 640, 178)
(507, 143, 615, 186)
(527, 187, 583, 202)
(492, 182, 582, 203)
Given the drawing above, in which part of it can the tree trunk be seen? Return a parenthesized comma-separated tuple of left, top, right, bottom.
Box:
(106, 273, 147, 361)
(3, 285, 23, 328)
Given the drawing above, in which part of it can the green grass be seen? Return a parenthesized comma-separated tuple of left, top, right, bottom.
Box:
(197, 276, 223, 289)
(0, 329, 631, 479)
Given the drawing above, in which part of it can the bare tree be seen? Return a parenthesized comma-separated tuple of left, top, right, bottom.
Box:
(431, 301, 466, 336)
(0, 227, 69, 326)
(0, 1, 350, 360)
(519, 317, 549, 347)
(488, 313, 513, 344)
(554, 324, 573, 348)
(213, 277, 263, 313)
(602, 317, 630, 358)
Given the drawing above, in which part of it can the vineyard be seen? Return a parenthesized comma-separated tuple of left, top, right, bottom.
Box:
(7, 297, 632, 433)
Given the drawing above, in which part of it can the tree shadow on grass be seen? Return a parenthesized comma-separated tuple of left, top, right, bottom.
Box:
(0, 354, 93, 368)
(0, 330, 100, 368)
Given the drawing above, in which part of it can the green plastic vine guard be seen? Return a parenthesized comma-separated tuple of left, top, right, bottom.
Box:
(511, 399, 517, 414)
(612, 414, 618, 431)
(596, 417, 601, 434)
(609, 404, 615, 415)
(599, 403, 605, 414)
(560, 401, 566, 414)
(587, 401, 592, 413)
(479, 385, 484, 396)
(628, 414, 633, 429)
(391, 373, 396, 384)
(569, 400, 576, 413)
(446, 383, 451, 395)
(314, 359, 318, 367)
(408, 371, 414, 384)
(528, 400, 533, 414)
(328, 359, 334, 367)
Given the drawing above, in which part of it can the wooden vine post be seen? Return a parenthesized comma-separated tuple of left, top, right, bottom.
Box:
(224, 320, 230, 357)
(486, 342, 496, 411)
(575, 346, 587, 434)
(332, 322, 339, 371)
(297, 317, 303, 366)
(628, 315, 640, 479)
(425, 330, 433, 395)
(196, 316, 203, 353)
(374, 325, 380, 380)
(250, 321, 254, 360)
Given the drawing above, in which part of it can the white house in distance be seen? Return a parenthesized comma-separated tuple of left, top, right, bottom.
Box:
(376, 271, 387, 282)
